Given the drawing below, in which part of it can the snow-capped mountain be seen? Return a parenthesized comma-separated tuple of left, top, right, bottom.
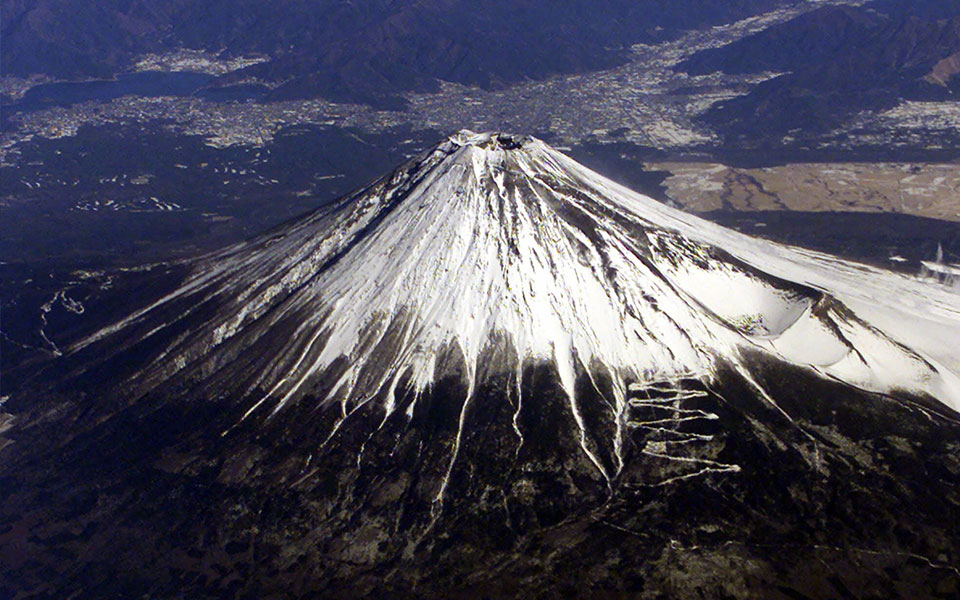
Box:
(71, 130, 960, 420)
(3, 132, 959, 599)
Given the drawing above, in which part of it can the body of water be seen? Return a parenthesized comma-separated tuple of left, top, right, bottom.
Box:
(2, 71, 269, 125)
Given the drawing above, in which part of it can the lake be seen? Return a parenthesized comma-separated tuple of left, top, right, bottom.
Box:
(2, 71, 269, 120)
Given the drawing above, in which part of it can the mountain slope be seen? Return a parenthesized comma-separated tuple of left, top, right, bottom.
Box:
(680, 2, 960, 140)
(2, 132, 959, 598)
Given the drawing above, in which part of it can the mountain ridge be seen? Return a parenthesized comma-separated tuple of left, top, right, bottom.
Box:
(680, 2, 960, 140)
(1, 0, 791, 106)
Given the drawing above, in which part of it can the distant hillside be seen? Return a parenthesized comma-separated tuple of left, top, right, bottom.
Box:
(679, 1, 960, 141)
(1, 0, 788, 107)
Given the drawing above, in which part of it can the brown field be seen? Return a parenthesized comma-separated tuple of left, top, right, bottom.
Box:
(647, 162, 960, 222)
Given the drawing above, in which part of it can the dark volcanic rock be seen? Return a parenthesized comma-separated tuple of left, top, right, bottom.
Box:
(2, 355, 958, 598)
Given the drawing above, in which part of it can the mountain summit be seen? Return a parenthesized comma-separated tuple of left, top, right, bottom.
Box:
(3, 132, 960, 598)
